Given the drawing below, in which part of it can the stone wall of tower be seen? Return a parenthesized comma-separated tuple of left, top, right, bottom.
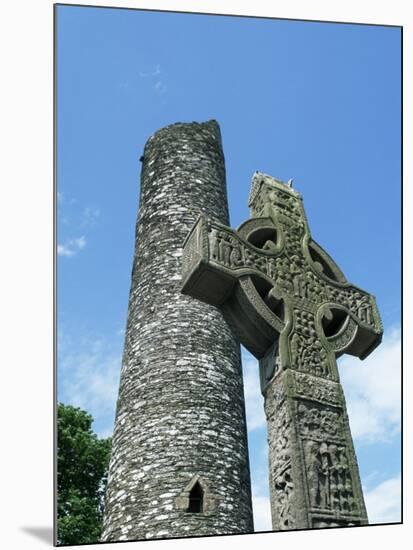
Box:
(101, 121, 254, 542)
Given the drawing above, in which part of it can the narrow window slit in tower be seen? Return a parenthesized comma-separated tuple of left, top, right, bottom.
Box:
(187, 481, 204, 513)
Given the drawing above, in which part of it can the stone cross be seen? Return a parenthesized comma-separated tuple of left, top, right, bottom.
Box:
(181, 172, 383, 530)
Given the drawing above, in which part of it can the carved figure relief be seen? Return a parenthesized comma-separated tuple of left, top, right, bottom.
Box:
(280, 220, 303, 255)
(290, 310, 331, 377)
(304, 440, 358, 515)
(267, 188, 301, 223)
(327, 287, 375, 329)
(297, 402, 343, 439)
(208, 228, 270, 276)
(355, 295, 373, 326)
(229, 237, 243, 267)
(306, 441, 330, 509)
(219, 233, 232, 266)
(209, 227, 220, 262)
(267, 258, 278, 281)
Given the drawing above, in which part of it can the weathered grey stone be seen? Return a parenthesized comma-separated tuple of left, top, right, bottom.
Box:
(182, 171, 383, 530)
(101, 121, 254, 542)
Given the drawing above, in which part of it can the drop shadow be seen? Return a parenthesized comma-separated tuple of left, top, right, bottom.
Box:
(21, 526, 54, 545)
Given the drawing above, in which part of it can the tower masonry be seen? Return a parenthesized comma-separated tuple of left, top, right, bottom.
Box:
(101, 121, 254, 542)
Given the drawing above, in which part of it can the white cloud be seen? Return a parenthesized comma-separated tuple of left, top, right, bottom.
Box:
(58, 333, 121, 436)
(250, 449, 272, 532)
(364, 476, 401, 524)
(139, 64, 161, 78)
(242, 351, 266, 431)
(252, 495, 272, 532)
(57, 191, 76, 206)
(57, 200, 100, 255)
(57, 235, 86, 257)
(81, 206, 100, 227)
(138, 64, 166, 95)
(60, 347, 120, 414)
(339, 327, 401, 443)
(154, 80, 166, 96)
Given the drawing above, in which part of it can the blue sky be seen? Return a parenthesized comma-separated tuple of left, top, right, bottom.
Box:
(56, 5, 401, 530)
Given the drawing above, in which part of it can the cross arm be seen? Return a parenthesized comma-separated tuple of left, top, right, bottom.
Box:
(181, 215, 286, 357)
(181, 215, 281, 306)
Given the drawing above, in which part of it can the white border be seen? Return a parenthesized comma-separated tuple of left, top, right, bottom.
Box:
(0, 1, 409, 549)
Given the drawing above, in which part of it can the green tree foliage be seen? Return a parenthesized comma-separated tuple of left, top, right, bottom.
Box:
(57, 403, 112, 545)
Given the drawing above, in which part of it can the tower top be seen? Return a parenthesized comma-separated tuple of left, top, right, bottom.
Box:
(145, 119, 222, 148)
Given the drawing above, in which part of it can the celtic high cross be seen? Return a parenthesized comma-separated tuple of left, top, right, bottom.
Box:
(181, 172, 382, 530)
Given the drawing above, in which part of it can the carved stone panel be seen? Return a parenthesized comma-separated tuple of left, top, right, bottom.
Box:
(292, 395, 365, 524)
(303, 440, 360, 517)
(265, 375, 298, 531)
(297, 402, 344, 441)
(289, 309, 332, 378)
(290, 371, 342, 407)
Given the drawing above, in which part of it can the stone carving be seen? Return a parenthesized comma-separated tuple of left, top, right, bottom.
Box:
(290, 330, 330, 377)
(274, 466, 295, 530)
(291, 371, 341, 406)
(305, 440, 330, 510)
(209, 227, 270, 275)
(209, 227, 220, 262)
(325, 286, 378, 331)
(297, 402, 343, 439)
(182, 170, 383, 530)
(266, 380, 296, 530)
(304, 441, 358, 515)
(290, 309, 331, 377)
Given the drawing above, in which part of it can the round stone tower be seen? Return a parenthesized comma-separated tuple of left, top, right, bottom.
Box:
(101, 120, 253, 542)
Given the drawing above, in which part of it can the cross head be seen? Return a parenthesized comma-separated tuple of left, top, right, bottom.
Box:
(182, 172, 382, 390)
